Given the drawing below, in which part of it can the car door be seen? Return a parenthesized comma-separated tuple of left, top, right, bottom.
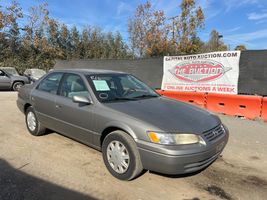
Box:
(31, 72, 63, 129)
(54, 73, 98, 148)
(0, 70, 12, 89)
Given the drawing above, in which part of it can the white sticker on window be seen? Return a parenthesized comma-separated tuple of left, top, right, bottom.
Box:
(92, 80, 110, 91)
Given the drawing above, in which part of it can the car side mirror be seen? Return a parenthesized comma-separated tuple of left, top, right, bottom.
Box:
(72, 95, 92, 105)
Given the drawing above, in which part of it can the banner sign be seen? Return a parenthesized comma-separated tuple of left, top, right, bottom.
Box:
(161, 51, 241, 94)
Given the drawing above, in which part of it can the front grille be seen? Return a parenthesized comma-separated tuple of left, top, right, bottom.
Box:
(202, 124, 225, 142)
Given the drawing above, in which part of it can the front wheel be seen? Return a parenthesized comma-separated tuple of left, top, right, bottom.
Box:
(12, 82, 24, 91)
(25, 107, 46, 136)
(102, 131, 143, 180)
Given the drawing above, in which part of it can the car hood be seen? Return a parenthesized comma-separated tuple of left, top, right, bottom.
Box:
(11, 75, 29, 82)
(32, 75, 44, 79)
(104, 97, 221, 134)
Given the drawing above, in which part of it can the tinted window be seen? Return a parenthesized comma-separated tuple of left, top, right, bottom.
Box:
(37, 73, 63, 94)
(0, 70, 5, 76)
(59, 74, 89, 99)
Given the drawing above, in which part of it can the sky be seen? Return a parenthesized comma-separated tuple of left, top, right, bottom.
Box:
(2, 0, 267, 50)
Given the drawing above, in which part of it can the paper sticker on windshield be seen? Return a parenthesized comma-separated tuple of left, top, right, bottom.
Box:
(92, 80, 110, 91)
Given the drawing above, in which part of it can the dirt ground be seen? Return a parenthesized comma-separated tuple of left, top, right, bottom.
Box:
(0, 92, 267, 200)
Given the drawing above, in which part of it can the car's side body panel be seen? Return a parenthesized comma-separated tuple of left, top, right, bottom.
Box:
(0, 70, 12, 89)
(0, 76, 11, 89)
(31, 89, 58, 129)
(53, 95, 99, 148)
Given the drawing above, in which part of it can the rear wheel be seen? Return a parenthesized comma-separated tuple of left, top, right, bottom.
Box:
(25, 107, 46, 136)
(102, 130, 143, 180)
(12, 82, 24, 91)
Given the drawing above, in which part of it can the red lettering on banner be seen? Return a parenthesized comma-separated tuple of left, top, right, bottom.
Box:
(167, 85, 175, 90)
(217, 87, 235, 93)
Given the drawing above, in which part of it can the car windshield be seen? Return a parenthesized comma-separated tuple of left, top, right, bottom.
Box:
(32, 69, 46, 77)
(3, 68, 19, 75)
(87, 74, 159, 102)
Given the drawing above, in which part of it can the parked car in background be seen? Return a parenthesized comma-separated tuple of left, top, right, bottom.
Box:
(0, 67, 30, 91)
(17, 69, 228, 180)
(24, 68, 46, 83)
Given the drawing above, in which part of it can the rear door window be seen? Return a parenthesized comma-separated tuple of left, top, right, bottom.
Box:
(37, 73, 63, 94)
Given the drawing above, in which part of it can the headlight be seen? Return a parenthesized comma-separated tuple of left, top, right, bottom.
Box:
(147, 131, 206, 145)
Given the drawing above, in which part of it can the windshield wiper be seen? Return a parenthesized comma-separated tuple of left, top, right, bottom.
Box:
(133, 94, 159, 99)
(104, 95, 158, 103)
(105, 97, 138, 102)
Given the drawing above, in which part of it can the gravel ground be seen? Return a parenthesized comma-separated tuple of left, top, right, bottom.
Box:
(0, 92, 267, 200)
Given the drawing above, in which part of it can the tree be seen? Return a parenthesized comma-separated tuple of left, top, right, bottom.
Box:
(145, 10, 168, 57)
(235, 45, 247, 51)
(128, 1, 168, 57)
(128, 0, 206, 57)
(47, 19, 59, 47)
(80, 27, 91, 59)
(47, 18, 63, 60)
(90, 27, 104, 58)
(70, 26, 81, 59)
(0, 6, 4, 29)
(1, 1, 23, 30)
(21, 3, 50, 71)
(113, 32, 128, 58)
(59, 23, 71, 59)
(0, 1, 23, 71)
(205, 30, 227, 52)
(174, 0, 205, 54)
(24, 3, 49, 44)
(0, 0, 133, 71)
(128, 1, 151, 57)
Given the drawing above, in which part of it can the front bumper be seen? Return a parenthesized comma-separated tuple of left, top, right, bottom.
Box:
(137, 129, 229, 175)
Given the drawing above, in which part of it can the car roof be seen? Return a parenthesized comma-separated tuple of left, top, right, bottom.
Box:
(0, 67, 16, 69)
(52, 68, 127, 75)
(25, 68, 46, 71)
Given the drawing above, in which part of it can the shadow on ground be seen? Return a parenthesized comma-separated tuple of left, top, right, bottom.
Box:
(0, 159, 97, 200)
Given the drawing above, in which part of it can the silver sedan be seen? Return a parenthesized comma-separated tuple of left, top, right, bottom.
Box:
(17, 69, 228, 180)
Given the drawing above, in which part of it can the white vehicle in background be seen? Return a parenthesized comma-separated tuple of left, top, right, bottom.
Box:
(24, 68, 46, 83)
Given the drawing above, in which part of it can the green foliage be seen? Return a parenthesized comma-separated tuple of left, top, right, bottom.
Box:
(176, 0, 205, 53)
(235, 44, 247, 51)
(0, 1, 131, 73)
(128, 0, 206, 57)
(202, 30, 228, 52)
(0, 0, 234, 71)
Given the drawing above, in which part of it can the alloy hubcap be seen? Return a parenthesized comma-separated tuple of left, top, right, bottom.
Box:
(107, 140, 130, 174)
(27, 111, 36, 131)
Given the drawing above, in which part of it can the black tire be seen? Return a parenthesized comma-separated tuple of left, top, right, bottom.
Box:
(102, 130, 143, 180)
(12, 81, 24, 91)
(25, 107, 46, 136)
